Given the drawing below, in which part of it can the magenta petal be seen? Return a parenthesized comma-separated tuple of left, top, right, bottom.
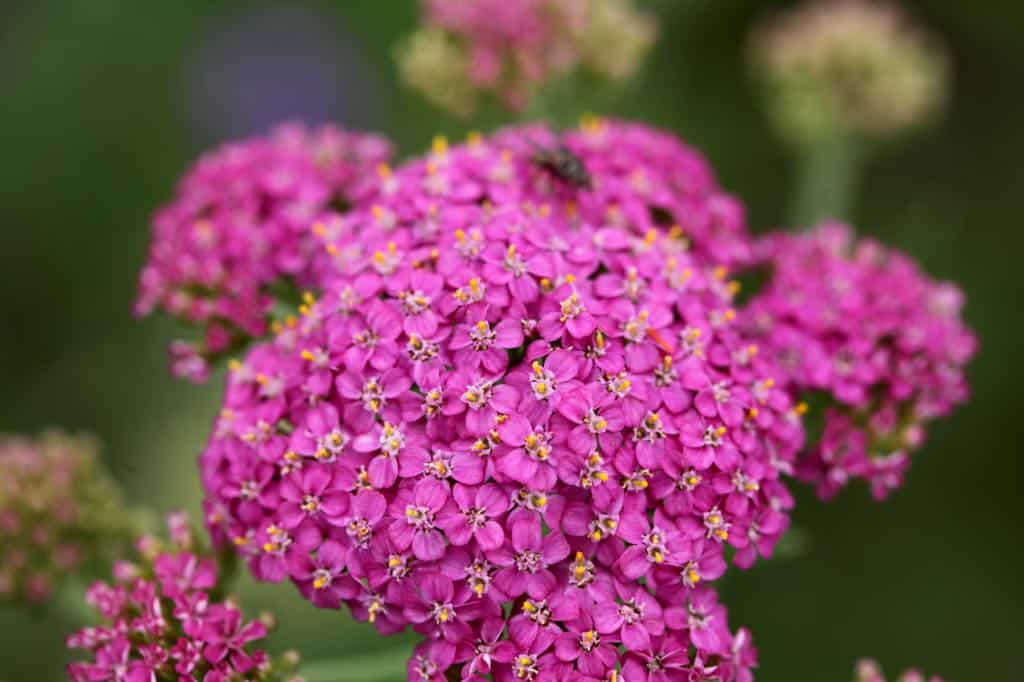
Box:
(621, 622, 651, 651)
(368, 456, 398, 488)
(616, 546, 649, 580)
(412, 530, 446, 561)
(511, 518, 541, 552)
(554, 633, 580, 662)
(495, 320, 524, 348)
(541, 532, 570, 564)
(475, 521, 505, 551)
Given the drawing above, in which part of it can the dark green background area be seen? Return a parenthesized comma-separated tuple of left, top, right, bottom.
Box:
(0, 1, 1019, 680)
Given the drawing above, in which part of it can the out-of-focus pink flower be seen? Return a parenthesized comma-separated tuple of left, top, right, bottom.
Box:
(744, 222, 976, 499)
(397, 0, 656, 116)
(0, 432, 135, 606)
(855, 658, 945, 682)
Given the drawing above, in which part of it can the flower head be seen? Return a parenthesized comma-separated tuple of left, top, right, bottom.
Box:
(397, 0, 656, 115)
(66, 513, 300, 682)
(197, 121, 799, 679)
(0, 432, 138, 605)
(744, 222, 976, 498)
(750, 0, 950, 143)
(136, 123, 392, 381)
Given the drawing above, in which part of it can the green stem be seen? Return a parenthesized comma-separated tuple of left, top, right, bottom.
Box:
(790, 134, 865, 228)
(299, 646, 415, 682)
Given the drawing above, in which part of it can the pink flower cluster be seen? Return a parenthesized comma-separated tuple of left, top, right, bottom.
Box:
(135, 123, 392, 382)
(855, 659, 944, 682)
(423, 0, 588, 110)
(744, 222, 976, 499)
(0, 432, 130, 604)
(402, 1, 655, 114)
(67, 513, 300, 682)
(199, 121, 798, 680)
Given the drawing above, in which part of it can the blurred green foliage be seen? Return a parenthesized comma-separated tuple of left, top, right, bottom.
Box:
(0, 1, 1021, 680)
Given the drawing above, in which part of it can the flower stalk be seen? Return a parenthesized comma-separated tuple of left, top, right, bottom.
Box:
(790, 132, 863, 227)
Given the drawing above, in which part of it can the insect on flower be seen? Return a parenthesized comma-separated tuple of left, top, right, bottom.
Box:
(529, 140, 593, 189)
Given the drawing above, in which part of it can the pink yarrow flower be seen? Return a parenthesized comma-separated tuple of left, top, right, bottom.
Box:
(182, 121, 971, 680)
(744, 222, 976, 499)
(66, 514, 299, 681)
(135, 123, 392, 382)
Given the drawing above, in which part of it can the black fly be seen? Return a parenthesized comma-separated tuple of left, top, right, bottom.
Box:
(529, 141, 593, 190)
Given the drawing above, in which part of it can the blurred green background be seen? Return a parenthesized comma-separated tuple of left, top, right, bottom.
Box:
(1, 1, 1020, 680)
